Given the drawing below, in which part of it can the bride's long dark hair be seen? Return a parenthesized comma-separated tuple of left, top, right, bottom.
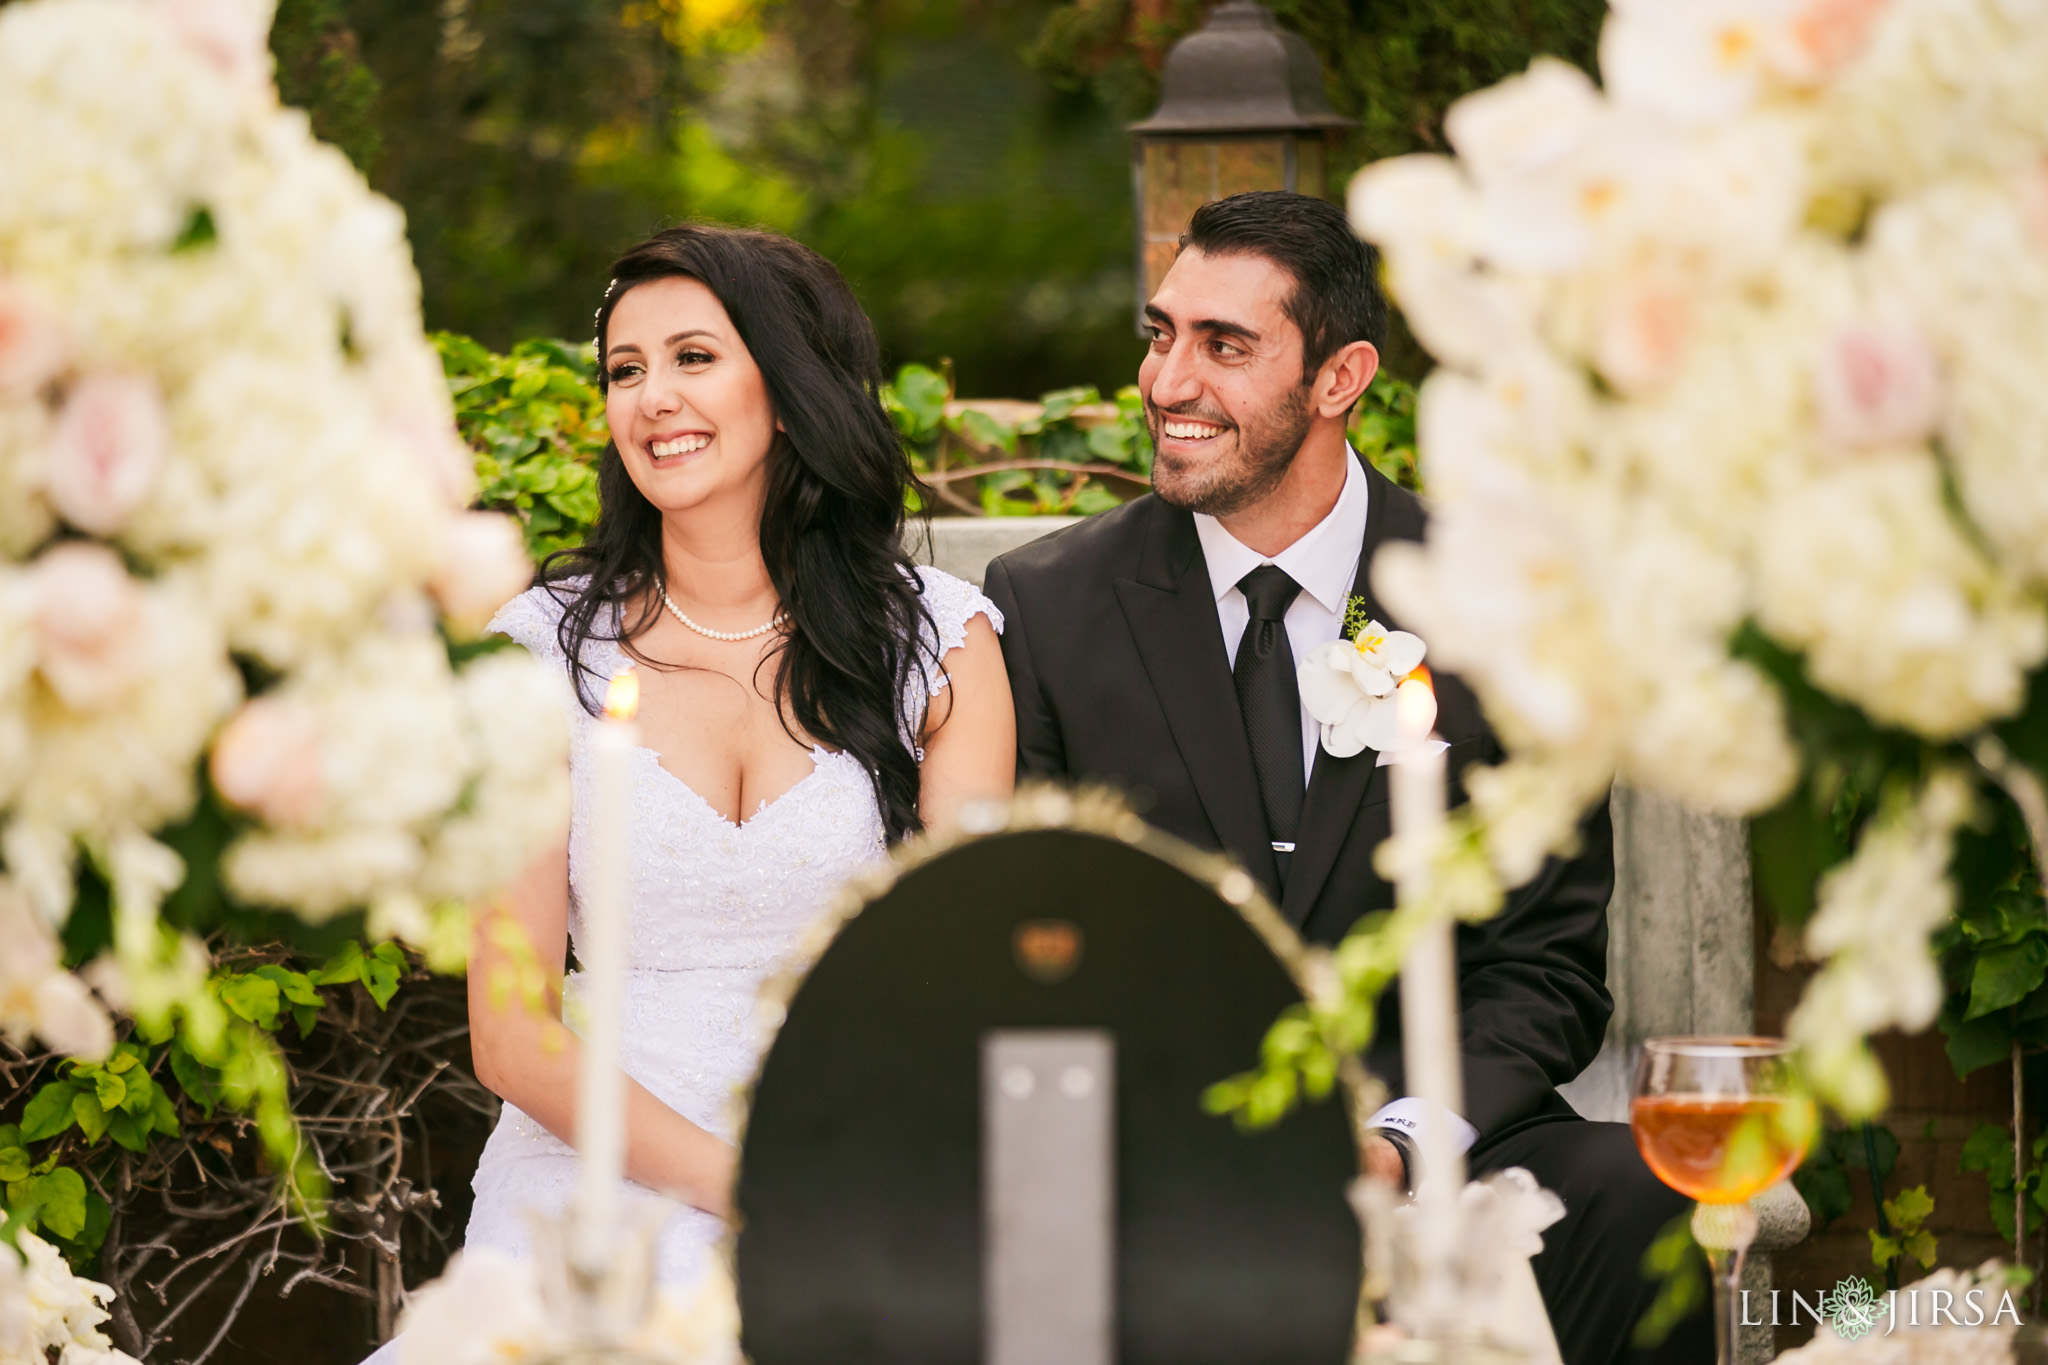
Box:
(543, 224, 935, 841)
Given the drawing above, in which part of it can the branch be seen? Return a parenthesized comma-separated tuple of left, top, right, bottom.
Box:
(920, 459, 1150, 486)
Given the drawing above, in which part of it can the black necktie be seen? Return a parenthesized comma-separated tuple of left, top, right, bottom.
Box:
(1233, 565, 1304, 885)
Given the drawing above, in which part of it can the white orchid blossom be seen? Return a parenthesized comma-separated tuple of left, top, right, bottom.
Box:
(1299, 618, 1439, 758)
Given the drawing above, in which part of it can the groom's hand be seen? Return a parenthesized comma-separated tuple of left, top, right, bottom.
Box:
(1362, 1133, 1406, 1190)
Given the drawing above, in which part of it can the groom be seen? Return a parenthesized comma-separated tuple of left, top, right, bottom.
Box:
(984, 191, 1706, 1365)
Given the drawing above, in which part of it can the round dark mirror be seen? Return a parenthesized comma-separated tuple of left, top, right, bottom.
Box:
(735, 810, 1362, 1365)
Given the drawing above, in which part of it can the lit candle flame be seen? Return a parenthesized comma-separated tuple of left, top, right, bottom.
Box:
(1395, 664, 1437, 740)
(603, 667, 639, 722)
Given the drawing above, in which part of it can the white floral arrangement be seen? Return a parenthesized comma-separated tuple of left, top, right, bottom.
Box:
(395, 1246, 743, 1365)
(0, 1229, 141, 1364)
(0, 0, 566, 1077)
(1347, 0, 2048, 1114)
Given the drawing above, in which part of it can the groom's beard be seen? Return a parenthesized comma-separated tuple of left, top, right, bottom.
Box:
(1148, 385, 1314, 518)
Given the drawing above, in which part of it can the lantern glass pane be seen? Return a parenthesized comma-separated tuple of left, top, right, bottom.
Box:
(1213, 139, 1288, 198)
(1142, 141, 1214, 237)
(1138, 137, 1292, 300)
(1295, 136, 1325, 199)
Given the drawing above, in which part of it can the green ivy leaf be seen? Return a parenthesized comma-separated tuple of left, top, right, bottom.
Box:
(218, 972, 282, 1029)
(106, 1111, 149, 1155)
(21, 1082, 79, 1142)
(11, 1167, 89, 1241)
(168, 1041, 221, 1117)
(1795, 1135, 1853, 1232)
(1970, 938, 2048, 1018)
(316, 940, 366, 986)
(1942, 1005, 2014, 1078)
(71, 1092, 108, 1145)
(363, 954, 403, 1009)
(952, 407, 1018, 456)
(150, 1084, 180, 1138)
(256, 965, 323, 1009)
(887, 364, 949, 439)
(120, 1070, 155, 1116)
(1885, 1185, 1935, 1228)
(1962, 1122, 2016, 1187)
(92, 1070, 127, 1113)
(72, 1190, 112, 1262)
(0, 1148, 29, 1183)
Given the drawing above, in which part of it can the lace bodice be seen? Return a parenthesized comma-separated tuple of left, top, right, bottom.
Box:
(457, 565, 1000, 1292)
(485, 566, 1001, 973)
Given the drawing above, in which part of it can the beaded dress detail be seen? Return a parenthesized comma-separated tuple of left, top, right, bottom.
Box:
(463, 567, 1001, 1290)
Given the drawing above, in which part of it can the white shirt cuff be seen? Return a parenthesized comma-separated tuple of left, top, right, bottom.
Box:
(1367, 1097, 1479, 1154)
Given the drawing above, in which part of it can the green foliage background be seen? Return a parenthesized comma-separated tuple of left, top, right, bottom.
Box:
(267, 0, 1144, 397)
(440, 330, 1419, 557)
(257, 0, 1614, 393)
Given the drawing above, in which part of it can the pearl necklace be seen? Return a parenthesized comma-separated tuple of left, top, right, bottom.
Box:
(658, 582, 786, 642)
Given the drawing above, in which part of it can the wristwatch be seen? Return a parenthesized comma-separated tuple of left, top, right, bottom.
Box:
(1373, 1125, 1418, 1196)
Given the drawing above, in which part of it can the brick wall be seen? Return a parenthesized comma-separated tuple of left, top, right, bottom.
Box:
(1756, 913, 2023, 1350)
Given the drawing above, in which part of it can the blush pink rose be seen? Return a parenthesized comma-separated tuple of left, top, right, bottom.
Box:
(388, 410, 477, 511)
(0, 279, 69, 399)
(1770, 0, 1890, 84)
(430, 512, 534, 633)
(210, 697, 326, 829)
(46, 372, 170, 535)
(1814, 320, 1940, 449)
(2018, 156, 2048, 248)
(1593, 271, 1696, 394)
(30, 543, 147, 711)
(150, 0, 272, 88)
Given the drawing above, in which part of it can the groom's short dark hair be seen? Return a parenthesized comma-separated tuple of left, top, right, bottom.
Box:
(1179, 190, 1386, 384)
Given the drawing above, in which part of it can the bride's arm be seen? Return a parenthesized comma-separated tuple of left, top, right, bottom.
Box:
(468, 842, 737, 1219)
(918, 614, 1016, 831)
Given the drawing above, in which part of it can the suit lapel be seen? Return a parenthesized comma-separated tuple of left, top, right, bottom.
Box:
(1279, 461, 1428, 927)
(1111, 504, 1280, 892)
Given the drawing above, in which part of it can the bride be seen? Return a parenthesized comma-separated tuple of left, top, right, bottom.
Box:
(450, 226, 1013, 1306)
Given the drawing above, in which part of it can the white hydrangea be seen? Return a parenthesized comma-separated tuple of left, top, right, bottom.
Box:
(0, 0, 564, 1045)
(0, 877, 113, 1061)
(1756, 456, 2048, 737)
(14, 562, 241, 841)
(416, 648, 573, 903)
(0, 1230, 140, 1365)
(394, 1246, 741, 1365)
(1789, 770, 1973, 1115)
(1812, 0, 2048, 201)
(1355, 0, 2048, 1114)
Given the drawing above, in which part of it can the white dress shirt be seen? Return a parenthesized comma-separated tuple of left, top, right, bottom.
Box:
(1197, 457, 1473, 1157)
(1194, 450, 1369, 785)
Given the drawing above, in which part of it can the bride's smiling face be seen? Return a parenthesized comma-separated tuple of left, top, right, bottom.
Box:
(603, 276, 778, 516)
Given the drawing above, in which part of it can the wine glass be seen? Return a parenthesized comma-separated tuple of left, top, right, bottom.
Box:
(1631, 1037, 1816, 1365)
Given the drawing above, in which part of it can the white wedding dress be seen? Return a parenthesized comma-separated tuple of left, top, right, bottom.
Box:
(370, 566, 998, 1361)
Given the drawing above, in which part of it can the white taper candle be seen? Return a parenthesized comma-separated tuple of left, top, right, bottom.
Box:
(573, 666, 638, 1275)
(1391, 736, 1462, 1319)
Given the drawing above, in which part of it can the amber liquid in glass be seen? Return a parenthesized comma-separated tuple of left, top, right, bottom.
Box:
(1630, 1094, 1811, 1204)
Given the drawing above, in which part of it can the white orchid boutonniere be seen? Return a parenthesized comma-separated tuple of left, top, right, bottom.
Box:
(1299, 597, 1438, 758)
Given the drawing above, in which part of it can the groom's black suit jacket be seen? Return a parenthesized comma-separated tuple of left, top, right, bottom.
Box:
(983, 459, 1614, 1148)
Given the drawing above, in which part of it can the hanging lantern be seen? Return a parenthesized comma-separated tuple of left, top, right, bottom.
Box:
(1128, 0, 1355, 327)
